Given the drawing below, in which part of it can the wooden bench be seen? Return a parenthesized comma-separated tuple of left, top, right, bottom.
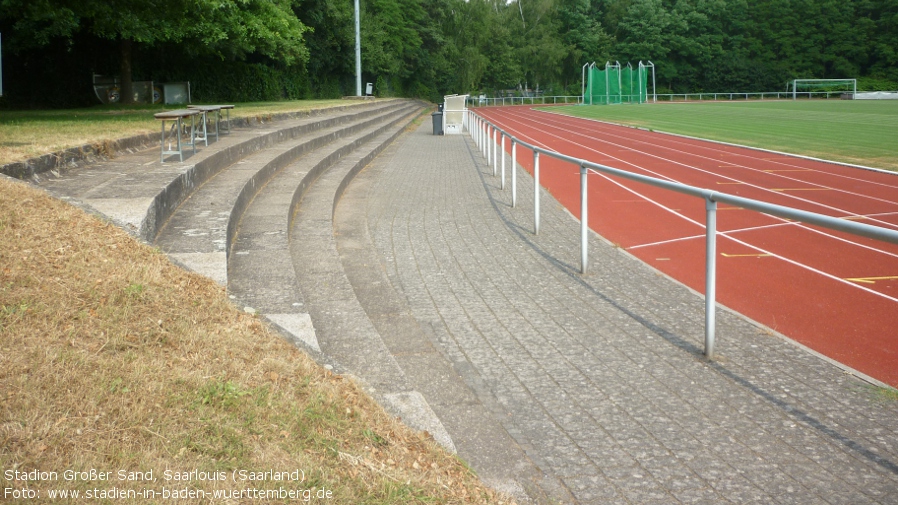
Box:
(154, 109, 200, 163)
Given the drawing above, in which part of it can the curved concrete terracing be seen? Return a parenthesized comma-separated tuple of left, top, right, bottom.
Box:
(18, 101, 898, 505)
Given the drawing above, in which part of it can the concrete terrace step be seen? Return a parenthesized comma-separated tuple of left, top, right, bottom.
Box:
(278, 107, 459, 451)
(226, 103, 424, 353)
(154, 100, 418, 285)
(29, 100, 405, 244)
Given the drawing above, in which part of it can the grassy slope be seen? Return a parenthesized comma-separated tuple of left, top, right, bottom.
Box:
(0, 175, 508, 502)
(0, 100, 356, 166)
(547, 100, 898, 171)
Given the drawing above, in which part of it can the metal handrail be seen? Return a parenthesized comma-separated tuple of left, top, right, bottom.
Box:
(465, 110, 898, 360)
(469, 90, 898, 106)
(469, 95, 583, 107)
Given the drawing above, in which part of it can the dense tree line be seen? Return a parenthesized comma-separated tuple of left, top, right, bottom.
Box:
(1, 0, 896, 107)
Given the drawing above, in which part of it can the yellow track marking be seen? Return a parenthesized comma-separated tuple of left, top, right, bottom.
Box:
(845, 276, 898, 284)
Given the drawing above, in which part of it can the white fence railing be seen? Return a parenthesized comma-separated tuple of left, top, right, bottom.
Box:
(659, 91, 854, 101)
(468, 90, 898, 106)
(468, 96, 583, 107)
(463, 110, 898, 361)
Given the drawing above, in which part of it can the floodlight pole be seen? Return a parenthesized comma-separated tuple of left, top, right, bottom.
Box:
(355, 0, 362, 97)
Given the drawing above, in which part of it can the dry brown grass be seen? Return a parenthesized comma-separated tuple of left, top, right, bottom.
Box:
(0, 177, 513, 504)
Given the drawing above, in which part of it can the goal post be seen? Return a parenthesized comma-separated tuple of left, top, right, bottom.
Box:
(791, 79, 856, 100)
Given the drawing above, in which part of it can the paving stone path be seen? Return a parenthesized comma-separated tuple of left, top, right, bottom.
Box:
(335, 122, 898, 504)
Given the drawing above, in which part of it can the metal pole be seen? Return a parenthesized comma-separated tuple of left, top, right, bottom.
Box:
(471, 115, 476, 143)
(650, 61, 656, 102)
(176, 117, 184, 162)
(474, 117, 479, 146)
(582, 62, 588, 103)
(704, 197, 718, 360)
(474, 116, 480, 149)
(580, 164, 588, 274)
(492, 129, 498, 176)
(476, 118, 481, 149)
(534, 151, 540, 235)
(474, 116, 478, 146)
(511, 140, 517, 207)
(354, 0, 362, 97)
(487, 125, 492, 164)
(501, 136, 507, 190)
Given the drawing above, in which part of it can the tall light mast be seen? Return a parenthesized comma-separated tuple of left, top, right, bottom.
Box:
(355, 0, 362, 96)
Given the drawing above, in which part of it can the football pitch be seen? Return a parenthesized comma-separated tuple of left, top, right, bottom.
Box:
(548, 100, 898, 171)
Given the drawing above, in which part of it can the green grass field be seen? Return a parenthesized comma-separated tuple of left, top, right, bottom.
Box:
(547, 100, 898, 171)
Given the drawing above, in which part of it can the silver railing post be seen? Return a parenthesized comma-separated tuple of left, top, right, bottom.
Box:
(580, 164, 588, 274)
(472, 115, 477, 145)
(489, 125, 494, 166)
(474, 116, 480, 149)
(534, 151, 540, 235)
(704, 196, 718, 360)
(475, 116, 480, 147)
(502, 138, 508, 190)
(477, 117, 482, 149)
(511, 139, 517, 207)
(492, 129, 498, 176)
(486, 124, 491, 161)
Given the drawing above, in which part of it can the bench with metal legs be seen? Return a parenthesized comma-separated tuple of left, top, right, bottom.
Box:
(154, 109, 200, 163)
(218, 105, 235, 134)
(187, 105, 223, 146)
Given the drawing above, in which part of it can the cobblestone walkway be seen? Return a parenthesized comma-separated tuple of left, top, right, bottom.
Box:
(338, 122, 898, 504)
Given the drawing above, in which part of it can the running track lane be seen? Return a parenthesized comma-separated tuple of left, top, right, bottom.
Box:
(476, 105, 898, 387)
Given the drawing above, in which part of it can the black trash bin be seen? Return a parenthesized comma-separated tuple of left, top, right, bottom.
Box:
(431, 111, 444, 135)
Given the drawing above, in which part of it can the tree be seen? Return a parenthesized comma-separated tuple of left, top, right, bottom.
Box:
(557, 0, 615, 91)
(0, 0, 310, 103)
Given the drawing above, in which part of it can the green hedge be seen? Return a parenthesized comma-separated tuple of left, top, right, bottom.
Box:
(188, 61, 312, 103)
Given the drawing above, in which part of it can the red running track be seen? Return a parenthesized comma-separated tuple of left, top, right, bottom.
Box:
(476, 105, 898, 387)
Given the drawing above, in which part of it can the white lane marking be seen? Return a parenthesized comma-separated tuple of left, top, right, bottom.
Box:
(479, 109, 898, 303)
(494, 108, 898, 228)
